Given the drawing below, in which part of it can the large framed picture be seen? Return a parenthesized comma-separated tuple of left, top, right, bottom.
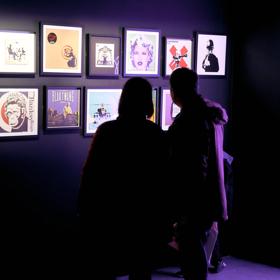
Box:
(195, 33, 227, 76)
(0, 30, 36, 75)
(124, 28, 160, 77)
(45, 87, 81, 129)
(160, 89, 180, 131)
(0, 88, 38, 137)
(84, 88, 122, 135)
(165, 37, 193, 76)
(88, 35, 120, 77)
(40, 23, 82, 76)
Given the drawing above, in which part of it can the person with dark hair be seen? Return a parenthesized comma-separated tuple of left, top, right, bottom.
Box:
(78, 77, 167, 280)
(166, 68, 228, 280)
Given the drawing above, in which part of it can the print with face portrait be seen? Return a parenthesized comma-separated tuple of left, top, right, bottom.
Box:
(0, 88, 38, 137)
(124, 29, 160, 76)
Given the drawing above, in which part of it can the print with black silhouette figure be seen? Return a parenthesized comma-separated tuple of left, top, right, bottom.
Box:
(202, 39, 219, 72)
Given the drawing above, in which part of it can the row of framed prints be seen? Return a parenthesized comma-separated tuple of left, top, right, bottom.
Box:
(0, 87, 180, 138)
(0, 24, 227, 77)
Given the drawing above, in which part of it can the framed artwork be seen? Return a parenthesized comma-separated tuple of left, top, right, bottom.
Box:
(165, 37, 193, 76)
(0, 30, 36, 75)
(84, 88, 122, 135)
(0, 88, 38, 137)
(88, 35, 120, 77)
(148, 88, 158, 124)
(195, 33, 227, 76)
(45, 87, 81, 129)
(160, 89, 180, 131)
(124, 28, 160, 77)
(40, 23, 82, 76)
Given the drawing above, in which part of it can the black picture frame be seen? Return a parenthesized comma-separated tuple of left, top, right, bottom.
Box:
(45, 86, 81, 130)
(40, 23, 83, 76)
(87, 35, 120, 78)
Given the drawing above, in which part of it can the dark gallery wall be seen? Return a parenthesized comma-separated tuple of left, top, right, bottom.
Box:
(227, 1, 280, 267)
(0, 0, 232, 269)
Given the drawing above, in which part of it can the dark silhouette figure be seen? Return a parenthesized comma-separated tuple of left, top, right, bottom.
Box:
(78, 77, 168, 279)
(166, 68, 228, 280)
(202, 39, 219, 72)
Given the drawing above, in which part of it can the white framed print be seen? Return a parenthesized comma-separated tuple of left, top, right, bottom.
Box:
(0, 30, 36, 75)
(165, 37, 193, 76)
(0, 88, 38, 137)
(195, 33, 227, 76)
(84, 88, 122, 135)
(88, 35, 120, 77)
(124, 28, 160, 77)
(40, 23, 82, 76)
(160, 89, 181, 131)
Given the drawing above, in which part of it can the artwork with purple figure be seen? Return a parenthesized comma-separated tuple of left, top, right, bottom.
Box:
(124, 28, 160, 76)
(160, 89, 180, 131)
(46, 87, 81, 129)
(41, 24, 82, 75)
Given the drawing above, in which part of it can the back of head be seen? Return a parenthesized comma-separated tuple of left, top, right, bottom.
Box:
(170, 67, 198, 104)
(118, 77, 154, 118)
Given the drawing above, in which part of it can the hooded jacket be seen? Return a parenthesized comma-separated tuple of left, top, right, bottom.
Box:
(167, 95, 228, 223)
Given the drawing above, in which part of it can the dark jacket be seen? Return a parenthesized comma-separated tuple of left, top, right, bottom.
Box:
(78, 116, 167, 272)
(166, 95, 227, 224)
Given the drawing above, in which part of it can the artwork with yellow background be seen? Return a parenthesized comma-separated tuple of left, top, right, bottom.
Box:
(42, 24, 82, 74)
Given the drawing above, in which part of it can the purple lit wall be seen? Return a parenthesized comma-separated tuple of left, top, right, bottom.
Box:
(0, 0, 234, 268)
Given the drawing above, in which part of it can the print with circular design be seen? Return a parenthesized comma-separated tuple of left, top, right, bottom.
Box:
(48, 33, 57, 44)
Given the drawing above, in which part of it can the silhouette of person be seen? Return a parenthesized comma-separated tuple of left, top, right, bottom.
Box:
(166, 68, 228, 280)
(130, 35, 153, 71)
(78, 77, 167, 279)
(202, 39, 219, 72)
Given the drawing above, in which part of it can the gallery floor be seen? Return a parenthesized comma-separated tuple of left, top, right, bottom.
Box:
(117, 256, 280, 280)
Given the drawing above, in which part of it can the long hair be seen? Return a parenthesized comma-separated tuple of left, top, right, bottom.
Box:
(118, 77, 154, 118)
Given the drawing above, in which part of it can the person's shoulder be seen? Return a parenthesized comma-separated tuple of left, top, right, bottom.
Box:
(95, 119, 118, 134)
(145, 119, 164, 133)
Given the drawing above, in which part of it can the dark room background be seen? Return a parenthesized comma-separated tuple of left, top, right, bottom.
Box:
(1, 0, 279, 269)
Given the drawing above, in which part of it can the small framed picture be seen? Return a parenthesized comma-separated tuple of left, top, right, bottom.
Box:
(84, 88, 122, 135)
(147, 88, 159, 124)
(160, 88, 180, 131)
(124, 28, 160, 77)
(0, 30, 36, 75)
(40, 23, 83, 76)
(164, 37, 193, 76)
(0, 88, 38, 137)
(195, 33, 227, 76)
(88, 35, 120, 77)
(45, 87, 81, 129)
